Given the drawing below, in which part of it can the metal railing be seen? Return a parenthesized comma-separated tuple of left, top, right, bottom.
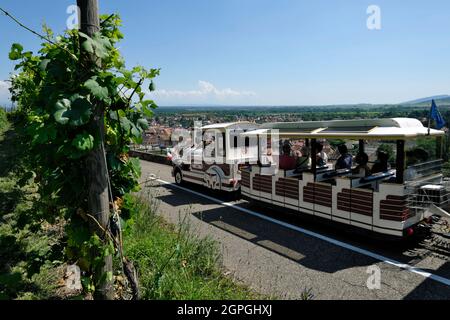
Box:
(406, 182, 450, 214)
(405, 160, 443, 182)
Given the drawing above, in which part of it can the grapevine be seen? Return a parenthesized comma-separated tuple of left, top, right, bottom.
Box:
(8, 13, 158, 299)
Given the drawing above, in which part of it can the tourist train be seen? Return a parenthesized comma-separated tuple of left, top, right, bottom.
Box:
(171, 122, 259, 192)
(172, 118, 450, 238)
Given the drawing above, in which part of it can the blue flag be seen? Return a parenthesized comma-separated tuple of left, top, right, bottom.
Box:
(430, 99, 446, 129)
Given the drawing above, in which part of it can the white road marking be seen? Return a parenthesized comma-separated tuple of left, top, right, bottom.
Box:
(151, 177, 450, 287)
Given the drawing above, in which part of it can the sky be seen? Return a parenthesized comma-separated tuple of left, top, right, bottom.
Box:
(1, 0, 450, 106)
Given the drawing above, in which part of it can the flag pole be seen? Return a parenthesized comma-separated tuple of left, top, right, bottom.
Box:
(428, 99, 433, 136)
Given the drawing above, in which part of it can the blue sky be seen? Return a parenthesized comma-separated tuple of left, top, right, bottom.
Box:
(1, 0, 450, 106)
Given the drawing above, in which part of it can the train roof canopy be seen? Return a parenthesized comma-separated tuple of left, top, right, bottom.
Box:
(201, 122, 257, 131)
(242, 118, 445, 140)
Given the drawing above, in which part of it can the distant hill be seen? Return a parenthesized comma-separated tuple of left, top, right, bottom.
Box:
(402, 95, 450, 105)
(154, 96, 450, 111)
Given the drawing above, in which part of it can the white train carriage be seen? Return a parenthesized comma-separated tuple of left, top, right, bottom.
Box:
(172, 122, 259, 192)
(240, 118, 450, 239)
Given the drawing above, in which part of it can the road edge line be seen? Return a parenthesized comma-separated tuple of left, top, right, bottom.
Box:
(154, 178, 450, 287)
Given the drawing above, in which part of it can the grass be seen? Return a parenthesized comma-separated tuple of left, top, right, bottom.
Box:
(123, 190, 260, 300)
(0, 111, 64, 300)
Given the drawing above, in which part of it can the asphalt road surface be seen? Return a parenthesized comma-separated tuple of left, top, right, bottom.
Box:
(139, 160, 450, 300)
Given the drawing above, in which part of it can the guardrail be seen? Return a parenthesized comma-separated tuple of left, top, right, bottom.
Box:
(128, 150, 172, 166)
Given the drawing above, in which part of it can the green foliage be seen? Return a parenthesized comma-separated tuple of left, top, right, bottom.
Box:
(8, 14, 158, 296)
(72, 132, 94, 153)
(9, 43, 24, 60)
(84, 78, 109, 101)
(79, 32, 112, 59)
(0, 108, 7, 129)
(123, 194, 258, 300)
(53, 96, 93, 126)
(329, 139, 346, 148)
(65, 218, 115, 293)
(415, 138, 437, 159)
(153, 104, 449, 129)
(0, 118, 63, 300)
(443, 161, 450, 177)
(10, 14, 159, 209)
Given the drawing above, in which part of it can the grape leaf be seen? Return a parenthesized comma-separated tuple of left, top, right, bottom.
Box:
(79, 32, 112, 59)
(39, 59, 51, 72)
(9, 43, 23, 60)
(84, 78, 109, 101)
(54, 99, 71, 125)
(72, 133, 94, 152)
(137, 118, 149, 131)
(54, 96, 92, 126)
(149, 81, 155, 92)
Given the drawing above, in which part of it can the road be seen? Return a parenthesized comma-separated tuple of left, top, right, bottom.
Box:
(139, 160, 450, 300)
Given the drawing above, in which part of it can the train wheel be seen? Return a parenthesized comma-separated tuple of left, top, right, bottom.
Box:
(209, 174, 222, 193)
(232, 187, 241, 201)
(174, 169, 183, 185)
(211, 174, 221, 190)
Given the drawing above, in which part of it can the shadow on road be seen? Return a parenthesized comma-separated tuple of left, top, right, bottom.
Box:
(403, 261, 450, 300)
(192, 205, 378, 274)
(151, 180, 450, 298)
(152, 182, 379, 273)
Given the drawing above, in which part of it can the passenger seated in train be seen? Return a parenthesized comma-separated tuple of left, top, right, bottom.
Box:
(296, 146, 312, 170)
(316, 142, 328, 167)
(371, 150, 391, 174)
(279, 143, 297, 170)
(352, 152, 371, 178)
(335, 144, 353, 170)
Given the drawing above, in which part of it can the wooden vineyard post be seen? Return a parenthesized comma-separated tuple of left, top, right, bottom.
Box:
(77, 0, 114, 300)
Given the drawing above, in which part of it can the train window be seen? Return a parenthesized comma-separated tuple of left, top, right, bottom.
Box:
(324, 140, 398, 173)
(406, 137, 439, 163)
(356, 141, 396, 166)
(215, 132, 225, 159)
(404, 137, 441, 181)
(234, 136, 238, 148)
(326, 140, 397, 178)
(304, 139, 335, 169)
(315, 139, 331, 165)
